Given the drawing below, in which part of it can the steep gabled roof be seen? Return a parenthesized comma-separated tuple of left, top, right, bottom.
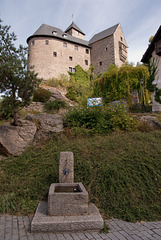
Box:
(65, 21, 85, 35)
(27, 23, 89, 47)
(89, 23, 119, 44)
(141, 25, 161, 63)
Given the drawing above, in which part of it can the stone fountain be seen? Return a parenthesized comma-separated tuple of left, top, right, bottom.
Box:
(31, 152, 103, 233)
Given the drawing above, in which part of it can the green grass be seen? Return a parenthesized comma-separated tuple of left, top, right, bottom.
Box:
(0, 131, 161, 222)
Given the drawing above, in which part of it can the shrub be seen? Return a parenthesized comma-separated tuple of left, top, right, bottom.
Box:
(0, 97, 14, 119)
(33, 88, 51, 102)
(64, 104, 135, 134)
(65, 87, 77, 101)
(44, 100, 67, 112)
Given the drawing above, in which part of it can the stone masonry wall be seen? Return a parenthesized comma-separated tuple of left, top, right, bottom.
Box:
(114, 24, 128, 67)
(28, 37, 90, 80)
(90, 35, 115, 74)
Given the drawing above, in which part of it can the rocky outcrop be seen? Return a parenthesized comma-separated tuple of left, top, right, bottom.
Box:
(42, 85, 73, 106)
(0, 120, 37, 156)
(25, 113, 63, 144)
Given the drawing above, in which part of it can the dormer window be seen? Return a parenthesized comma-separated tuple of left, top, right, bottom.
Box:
(52, 30, 57, 35)
(62, 33, 67, 38)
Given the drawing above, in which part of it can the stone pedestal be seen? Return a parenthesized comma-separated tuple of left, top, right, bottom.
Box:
(31, 202, 104, 233)
(59, 152, 74, 183)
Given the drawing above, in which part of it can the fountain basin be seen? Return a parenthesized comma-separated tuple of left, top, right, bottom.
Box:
(48, 182, 88, 216)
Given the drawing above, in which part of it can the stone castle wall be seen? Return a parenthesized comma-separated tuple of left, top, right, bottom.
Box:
(90, 24, 128, 75)
(114, 24, 128, 67)
(28, 24, 128, 79)
(28, 37, 90, 80)
(90, 35, 115, 74)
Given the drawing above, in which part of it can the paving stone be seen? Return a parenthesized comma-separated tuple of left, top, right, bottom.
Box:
(0, 214, 161, 240)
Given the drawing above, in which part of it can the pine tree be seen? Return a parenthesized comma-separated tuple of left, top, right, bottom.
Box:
(0, 19, 41, 125)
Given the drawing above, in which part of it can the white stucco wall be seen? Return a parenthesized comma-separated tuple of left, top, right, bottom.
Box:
(151, 52, 161, 112)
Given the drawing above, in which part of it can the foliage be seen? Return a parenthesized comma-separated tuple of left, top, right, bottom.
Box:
(0, 19, 41, 125)
(33, 88, 51, 102)
(93, 64, 150, 106)
(64, 104, 135, 134)
(0, 96, 14, 119)
(154, 88, 161, 104)
(44, 100, 67, 112)
(146, 58, 161, 104)
(149, 36, 154, 43)
(0, 132, 161, 222)
(46, 74, 69, 88)
(66, 65, 94, 104)
(146, 58, 158, 92)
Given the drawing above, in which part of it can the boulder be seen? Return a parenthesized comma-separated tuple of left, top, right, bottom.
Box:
(42, 86, 73, 106)
(0, 120, 37, 156)
(25, 113, 63, 144)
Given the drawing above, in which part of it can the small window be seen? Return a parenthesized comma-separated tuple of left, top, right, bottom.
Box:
(45, 40, 49, 45)
(63, 42, 67, 48)
(63, 33, 67, 38)
(31, 40, 35, 46)
(120, 37, 123, 41)
(74, 45, 78, 50)
(69, 56, 73, 61)
(105, 47, 108, 51)
(85, 60, 88, 65)
(52, 30, 57, 35)
(99, 61, 102, 66)
(72, 68, 76, 73)
(53, 52, 57, 57)
(69, 67, 72, 72)
(86, 49, 89, 54)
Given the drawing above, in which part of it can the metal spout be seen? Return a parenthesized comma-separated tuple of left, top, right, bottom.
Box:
(63, 168, 70, 176)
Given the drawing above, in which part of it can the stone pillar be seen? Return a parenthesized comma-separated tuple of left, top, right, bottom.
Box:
(59, 152, 74, 183)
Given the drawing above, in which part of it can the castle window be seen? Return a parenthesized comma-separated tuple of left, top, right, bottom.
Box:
(105, 47, 108, 51)
(53, 52, 57, 57)
(85, 60, 88, 65)
(63, 42, 67, 48)
(73, 68, 76, 73)
(52, 30, 57, 35)
(86, 49, 89, 54)
(69, 56, 73, 61)
(74, 45, 78, 50)
(120, 37, 123, 41)
(99, 61, 102, 66)
(69, 67, 72, 72)
(45, 40, 49, 45)
(31, 40, 35, 46)
(63, 33, 67, 38)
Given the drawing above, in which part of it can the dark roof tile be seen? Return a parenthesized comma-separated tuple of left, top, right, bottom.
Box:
(89, 24, 119, 44)
(27, 23, 89, 47)
(65, 21, 85, 35)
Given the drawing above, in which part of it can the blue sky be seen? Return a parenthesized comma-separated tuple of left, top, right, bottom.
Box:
(0, 0, 161, 65)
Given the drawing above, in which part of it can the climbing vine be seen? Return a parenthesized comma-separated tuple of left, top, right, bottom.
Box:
(147, 58, 161, 104)
(93, 63, 150, 105)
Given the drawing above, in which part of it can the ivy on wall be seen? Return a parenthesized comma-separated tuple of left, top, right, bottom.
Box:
(93, 64, 151, 105)
(147, 58, 161, 104)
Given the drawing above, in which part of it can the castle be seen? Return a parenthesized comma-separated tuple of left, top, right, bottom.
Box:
(27, 22, 128, 80)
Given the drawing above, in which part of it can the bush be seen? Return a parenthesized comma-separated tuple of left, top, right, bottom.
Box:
(33, 88, 51, 102)
(64, 104, 135, 134)
(65, 87, 77, 101)
(0, 97, 14, 119)
(44, 100, 67, 112)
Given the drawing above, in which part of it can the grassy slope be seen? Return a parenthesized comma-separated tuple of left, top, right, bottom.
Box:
(0, 131, 161, 222)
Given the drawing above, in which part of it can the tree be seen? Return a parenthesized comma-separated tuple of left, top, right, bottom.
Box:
(0, 19, 41, 125)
